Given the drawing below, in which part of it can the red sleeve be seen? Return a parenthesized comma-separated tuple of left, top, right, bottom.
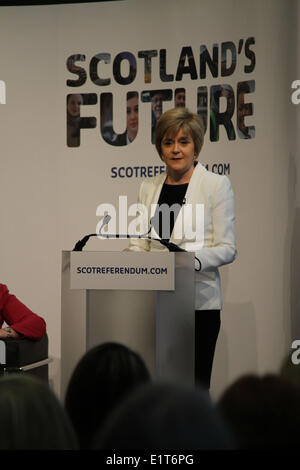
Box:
(0, 284, 46, 340)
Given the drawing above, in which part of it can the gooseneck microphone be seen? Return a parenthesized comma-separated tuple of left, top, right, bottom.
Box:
(73, 215, 112, 251)
(72, 214, 201, 270)
(72, 215, 186, 252)
(73, 233, 97, 252)
(99, 216, 186, 252)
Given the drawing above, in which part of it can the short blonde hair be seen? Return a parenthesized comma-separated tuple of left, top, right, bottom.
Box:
(155, 107, 205, 160)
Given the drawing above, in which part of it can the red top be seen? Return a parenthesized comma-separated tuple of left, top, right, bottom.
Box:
(0, 284, 46, 340)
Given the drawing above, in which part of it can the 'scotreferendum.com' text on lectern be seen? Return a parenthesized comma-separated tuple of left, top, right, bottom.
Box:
(61, 251, 195, 399)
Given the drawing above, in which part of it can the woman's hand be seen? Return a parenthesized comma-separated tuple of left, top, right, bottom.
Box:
(0, 328, 20, 339)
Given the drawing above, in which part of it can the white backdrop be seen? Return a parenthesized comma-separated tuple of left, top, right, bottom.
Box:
(0, 0, 299, 400)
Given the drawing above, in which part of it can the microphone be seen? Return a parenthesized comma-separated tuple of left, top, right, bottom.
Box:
(72, 215, 112, 251)
(73, 233, 98, 251)
(73, 214, 150, 251)
(98, 216, 186, 252)
(146, 217, 186, 252)
(101, 215, 200, 267)
(102, 219, 186, 252)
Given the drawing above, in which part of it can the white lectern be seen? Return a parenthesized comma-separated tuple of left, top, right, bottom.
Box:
(61, 251, 195, 399)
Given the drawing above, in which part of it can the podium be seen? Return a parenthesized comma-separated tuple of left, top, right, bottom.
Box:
(61, 251, 195, 399)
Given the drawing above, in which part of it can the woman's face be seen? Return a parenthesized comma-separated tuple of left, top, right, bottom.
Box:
(161, 128, 195, 178)
(126, 96, 139, 140)
(67, 94, 83, 117)
(237, 92, 252, 134)
(152, 94, 164, 120)
(175, 91, 185, 108)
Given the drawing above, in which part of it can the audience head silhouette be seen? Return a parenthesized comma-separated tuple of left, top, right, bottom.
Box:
(93, 382, 234, 450)
(0, 374, 77, 450)
(64, 342, 150, 448)
(217, 373, 300, 449)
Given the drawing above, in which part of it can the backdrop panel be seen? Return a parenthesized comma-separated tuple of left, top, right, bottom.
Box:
(0, 0, 298, 399)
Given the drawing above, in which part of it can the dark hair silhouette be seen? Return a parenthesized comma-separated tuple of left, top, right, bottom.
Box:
(65, 342, 150, 449)
(217, 373, 300, 449)
(93, 382, 234, 450)
(0, 375, 77, 450)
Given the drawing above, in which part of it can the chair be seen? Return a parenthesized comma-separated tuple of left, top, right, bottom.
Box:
(0, 334, 50, 383)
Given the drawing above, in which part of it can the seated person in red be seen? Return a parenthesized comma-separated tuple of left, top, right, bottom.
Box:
(0, 284, 46, 340)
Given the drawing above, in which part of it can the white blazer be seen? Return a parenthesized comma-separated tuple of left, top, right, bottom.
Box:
(129, 162, 236, 310)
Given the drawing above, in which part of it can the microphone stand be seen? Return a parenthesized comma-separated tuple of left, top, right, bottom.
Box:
(73, 229, 185, 253)
(72, 224, 201, 269)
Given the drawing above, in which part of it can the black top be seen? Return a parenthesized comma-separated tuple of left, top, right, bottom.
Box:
(152, 183, 188, 240)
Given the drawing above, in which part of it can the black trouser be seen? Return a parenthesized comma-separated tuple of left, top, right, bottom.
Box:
(195, 309, 221, 390)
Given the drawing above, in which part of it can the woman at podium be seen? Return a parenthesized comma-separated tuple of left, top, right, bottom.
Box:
(0, 284, 46, 340)
(128, 107, 236, 390)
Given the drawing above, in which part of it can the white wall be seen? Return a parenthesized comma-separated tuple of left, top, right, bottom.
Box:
(288, 0, 300, 358)
(0, 0, 298, 400)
